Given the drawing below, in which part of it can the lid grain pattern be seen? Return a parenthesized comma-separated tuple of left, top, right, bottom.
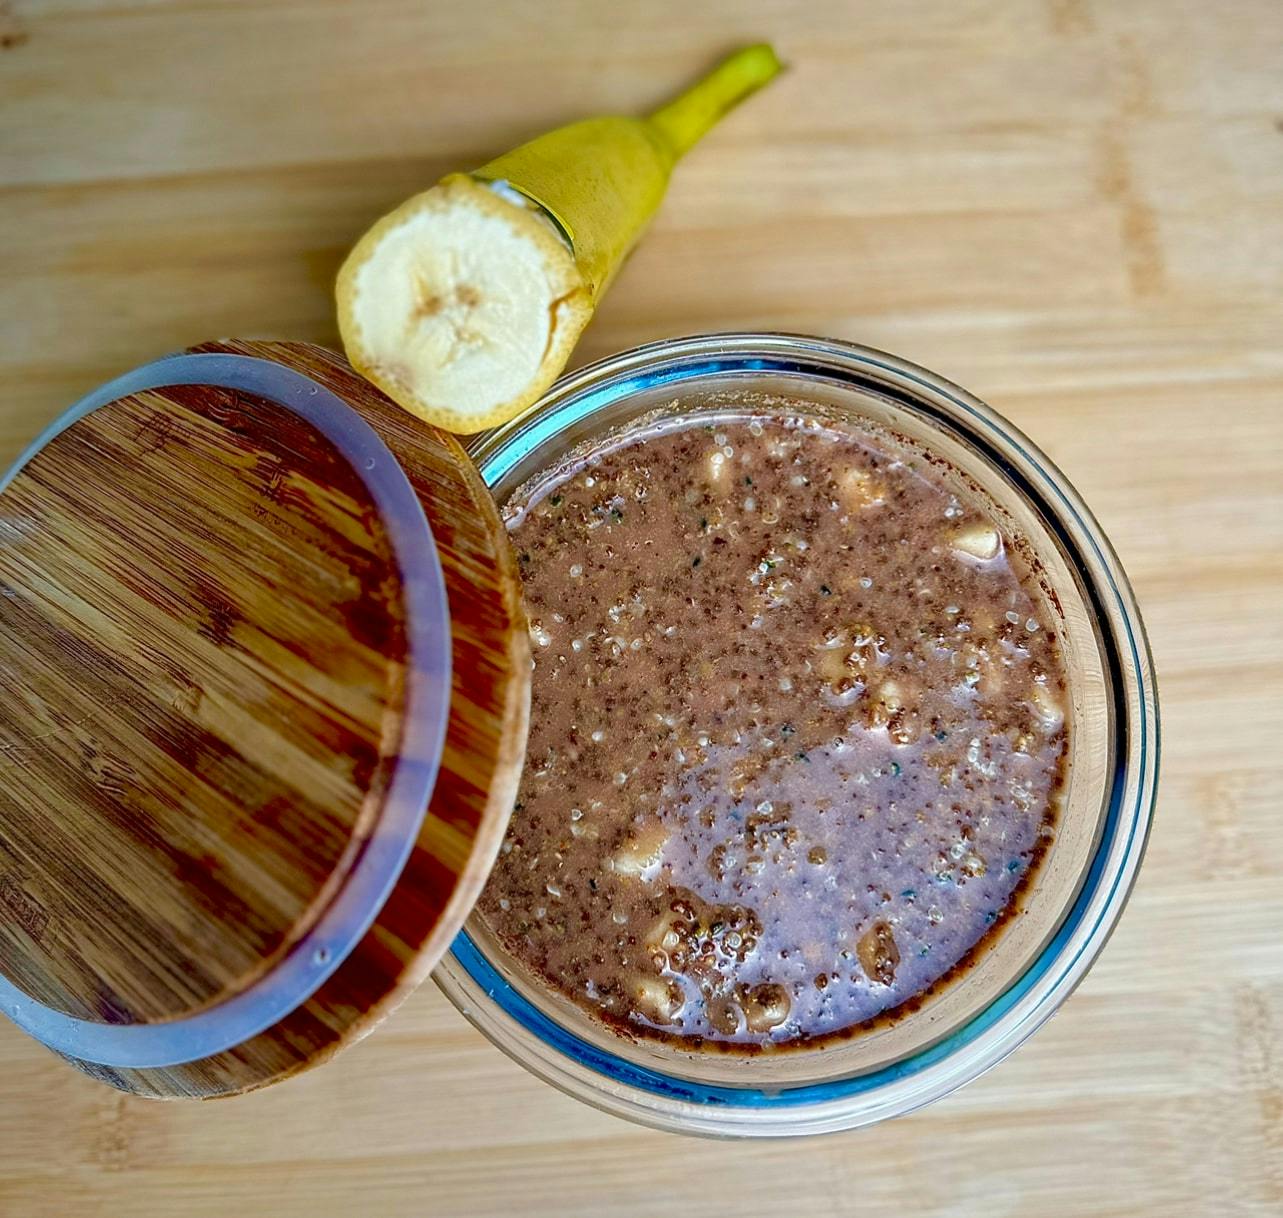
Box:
(0, 341, 529, 1097)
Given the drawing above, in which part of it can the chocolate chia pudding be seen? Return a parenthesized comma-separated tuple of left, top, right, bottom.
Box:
(478, 405, 1068, 1051)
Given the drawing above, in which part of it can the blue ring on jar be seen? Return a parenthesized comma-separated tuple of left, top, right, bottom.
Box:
(446, 333, 1158, 1123)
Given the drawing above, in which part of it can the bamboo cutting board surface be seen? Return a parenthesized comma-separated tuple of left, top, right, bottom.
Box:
(1, 0, 1281, 1214)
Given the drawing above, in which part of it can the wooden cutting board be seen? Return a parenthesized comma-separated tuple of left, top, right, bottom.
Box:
(1, 0, 1281, 1214)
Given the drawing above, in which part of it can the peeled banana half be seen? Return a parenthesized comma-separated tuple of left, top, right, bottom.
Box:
(336, 45, 782, 434)
(338, 175, 588, 434)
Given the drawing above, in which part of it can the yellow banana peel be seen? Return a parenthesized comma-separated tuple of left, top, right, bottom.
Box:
(336, 44, 782, 433)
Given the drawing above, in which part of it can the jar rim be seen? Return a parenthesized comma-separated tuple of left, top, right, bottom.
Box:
(440, 332, 1159, 1137)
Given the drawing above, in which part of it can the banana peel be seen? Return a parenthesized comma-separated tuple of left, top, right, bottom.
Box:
(336, 44, 782, 434)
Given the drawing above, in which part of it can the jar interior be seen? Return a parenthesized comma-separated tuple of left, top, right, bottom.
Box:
(458, 363, 1115, 1092)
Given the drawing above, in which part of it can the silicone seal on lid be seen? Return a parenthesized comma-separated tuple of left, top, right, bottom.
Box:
(0, 340, 530, 1098)
(0, 353, 452, 1068)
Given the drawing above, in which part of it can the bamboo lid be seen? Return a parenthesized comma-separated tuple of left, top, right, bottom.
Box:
(0, 341, 530, 1097)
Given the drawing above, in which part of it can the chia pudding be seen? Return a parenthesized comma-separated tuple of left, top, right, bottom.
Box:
(478, 405, 1069, 1051)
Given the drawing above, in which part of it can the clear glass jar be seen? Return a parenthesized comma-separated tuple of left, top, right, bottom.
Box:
(434, 333, 1159, 1138)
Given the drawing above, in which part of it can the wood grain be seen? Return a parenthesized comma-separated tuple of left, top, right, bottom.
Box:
(0, 341, 530, 1098)
(1, 0, 1282, 1212)
(75, 342, 529, 1099)
(0, 381, 410, 1024)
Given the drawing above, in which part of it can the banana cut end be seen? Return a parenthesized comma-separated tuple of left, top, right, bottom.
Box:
(336, 174, 591, 434)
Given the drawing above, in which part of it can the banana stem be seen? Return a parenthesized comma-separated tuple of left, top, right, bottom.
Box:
(647, 43, 783, 161)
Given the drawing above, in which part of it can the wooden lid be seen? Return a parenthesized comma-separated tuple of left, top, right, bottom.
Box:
(0, 341, 530, 1096)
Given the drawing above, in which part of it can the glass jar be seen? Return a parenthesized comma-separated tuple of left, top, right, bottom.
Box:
(433, 332, 1159, 1138)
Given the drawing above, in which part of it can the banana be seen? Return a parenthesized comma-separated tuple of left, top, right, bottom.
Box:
(336, 44, 782, 434)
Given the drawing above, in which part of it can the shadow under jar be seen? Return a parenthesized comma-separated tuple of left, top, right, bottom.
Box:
(434, 333, 1158, 1138)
